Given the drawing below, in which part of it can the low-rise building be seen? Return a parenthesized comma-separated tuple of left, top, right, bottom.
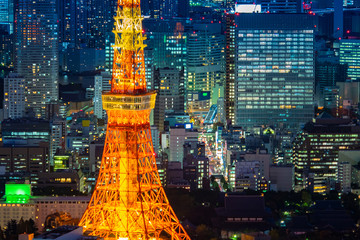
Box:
(0, 183, 90, 231)
(269, 165, 294, 192)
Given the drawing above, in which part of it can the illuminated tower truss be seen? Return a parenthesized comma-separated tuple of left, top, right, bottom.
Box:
(79, 0, 191, 239)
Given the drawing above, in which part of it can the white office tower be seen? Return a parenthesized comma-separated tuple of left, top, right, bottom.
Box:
(94, 71, 111, 119)
(15, 0, 58, 118)
(4, 72, 26, 119)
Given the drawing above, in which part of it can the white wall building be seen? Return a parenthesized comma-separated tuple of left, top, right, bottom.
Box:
(94, 71, 111, 119)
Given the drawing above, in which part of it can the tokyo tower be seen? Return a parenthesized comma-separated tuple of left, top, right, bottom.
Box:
(79, 0, 191, 239)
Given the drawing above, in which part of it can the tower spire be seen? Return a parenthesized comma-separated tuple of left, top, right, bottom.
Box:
(79, 1, 191, 239)
(111, 0, 147, 94)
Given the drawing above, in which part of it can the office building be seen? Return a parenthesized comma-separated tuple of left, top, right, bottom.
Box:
(154, 67, 185, 112)
(234, 14, 315, 130)
(1, 118, 50, 146)
(0, 25, 13, 68)
(340, 39, 360, 81)
(3, 72, 26, 119)
(260, 0, 303, 13)
(225, 13, 236, 123)
(50, 118, 66, 164)
(89, 139, 104, 173)
(66, 48, 105, 73)
(169, 126, 198, 164)
(338, 161, 352, 193)
(37, 170, 83, 192)
(315, 62, 347, 107)
(143, 19, 187, 72)
(293, 117, 360, 193)
(187, 23, 224, 105)
(0, 0, 14, 33)
(94, 71, 112, 119)
(337, 81, 360, 107)
(152, 67, 185, 131)
(15, 0, 58, 118)
(234, 161, 260, 192)
(57, 0, 116, 48)
(183, 142, 209, 190)
(334, 0, 344, 38)
(0, 143, 49, 185)
(151, 126, 160, 154)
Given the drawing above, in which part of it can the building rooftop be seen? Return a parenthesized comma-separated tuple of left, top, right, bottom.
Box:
(303, 118, 360, 133)
(34, 226, 81, 239)
(216, 195, 267, 218)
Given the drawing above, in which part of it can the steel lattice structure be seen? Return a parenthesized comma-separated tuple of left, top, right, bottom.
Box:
(79, 0, 191, 239)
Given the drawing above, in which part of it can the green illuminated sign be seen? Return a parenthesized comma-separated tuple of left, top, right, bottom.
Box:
(5, 184, 31, 204)
(203, 93, 208, 97)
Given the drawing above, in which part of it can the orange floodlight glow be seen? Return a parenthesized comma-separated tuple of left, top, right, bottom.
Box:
(78, 1, 191, 239)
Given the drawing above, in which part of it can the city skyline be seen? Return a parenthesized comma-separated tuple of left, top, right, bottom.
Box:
(1, 0, 360, 239)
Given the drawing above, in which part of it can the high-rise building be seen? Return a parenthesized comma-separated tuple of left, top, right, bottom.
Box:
(93, 71, 111, 119)
(15, 0, 59, 118)
(293, 117, 360, 193)
(340, 39, 360, 81)
(143, 19, 188, 99)
(3, 72, 26, 119)
(187, 23, 225, 105)
(260, 0, 303, 13)
(234, 14, 315, 130)
(334, 0, 344, 38)
(225, 13, 236, 123)
(154, 67, 185, 112)
(143, 19, 187, 71)
(0, 0, 14, 32)
(153, 67, 185, 132)
(0, 26, 13, 67)
(58, 0, 116, 48)
(315, 62, 347, 107)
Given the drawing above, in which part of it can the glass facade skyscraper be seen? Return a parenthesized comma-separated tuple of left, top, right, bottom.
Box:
(187, 23, 224, 105)
(0, 0, 13, 33)
(234, 14, 315, 130)
(0, 0, 12, 22)
(340, 39, 360, 81)
(15, 0, 58, 118)
(225, 14, 236, 123)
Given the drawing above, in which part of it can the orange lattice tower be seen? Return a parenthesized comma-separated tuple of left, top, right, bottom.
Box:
(79, 1, 191, 240)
